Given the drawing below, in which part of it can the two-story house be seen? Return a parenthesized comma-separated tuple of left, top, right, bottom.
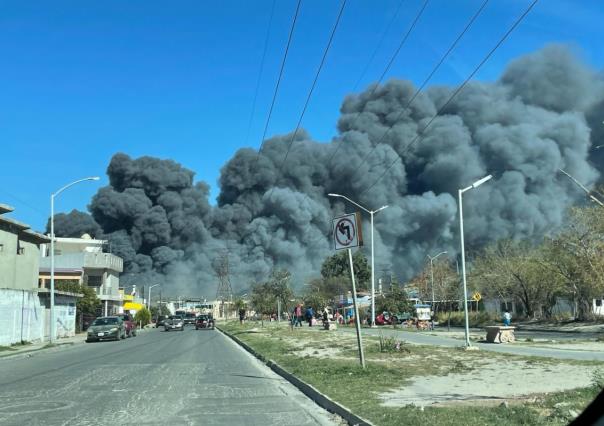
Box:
(39, 234, 124, 316)
(0, 203, 81, 344)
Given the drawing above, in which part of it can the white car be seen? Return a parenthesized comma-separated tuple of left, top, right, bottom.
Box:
(164, 316, 184, 331)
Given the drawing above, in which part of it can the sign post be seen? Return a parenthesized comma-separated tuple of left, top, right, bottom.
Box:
(332, 213, 365, 369)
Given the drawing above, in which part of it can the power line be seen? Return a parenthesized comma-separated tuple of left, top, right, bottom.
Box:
(269, 0, 348, 195)
(244, 0, 277, 147)
(350, 0, 406, 94)
(358, 0, 540, 196)
(255, 0, 303, 162)
(0, 189, 47, 220)
(326, 0, 430, 166)
(350, 0, 490, 177)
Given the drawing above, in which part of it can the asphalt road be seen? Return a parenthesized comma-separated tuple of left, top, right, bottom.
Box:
(0, 327, 340, 426)
(444, 325, 604, 341)
(339, 327, 604, 361)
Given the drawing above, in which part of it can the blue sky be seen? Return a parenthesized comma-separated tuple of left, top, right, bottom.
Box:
(1, 0, 603, 231)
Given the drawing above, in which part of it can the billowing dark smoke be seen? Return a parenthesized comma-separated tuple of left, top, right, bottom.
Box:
(52, 45, 604, 296)
(49, 210, 103, 239)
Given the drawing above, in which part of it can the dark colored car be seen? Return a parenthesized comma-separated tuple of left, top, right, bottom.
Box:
(156, 315, 168, 327)
(118, 313, 137, 337)
(195, 315, 214, 330)
(184, 312, 197, 325)
(86, 316, 126, 342)
(165, 315, 184, 331)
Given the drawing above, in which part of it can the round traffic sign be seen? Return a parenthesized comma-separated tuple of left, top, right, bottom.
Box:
(335, 217, 356, 247)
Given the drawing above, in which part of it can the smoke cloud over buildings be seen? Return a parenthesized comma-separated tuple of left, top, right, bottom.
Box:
(51, 45, 604, 296)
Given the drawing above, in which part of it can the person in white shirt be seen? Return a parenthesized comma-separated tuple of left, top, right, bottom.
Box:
(503, 310, 512, 326)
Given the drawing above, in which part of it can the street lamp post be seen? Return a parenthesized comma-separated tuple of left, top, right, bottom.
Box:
(458, 174, 492, 348)
(50, 176, 100, 344)
(148, 284, 160, 310)
(427, 251, 447, 307)
(328, 193, 388, 327)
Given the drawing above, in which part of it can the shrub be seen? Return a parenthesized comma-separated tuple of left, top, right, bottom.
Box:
(592, 369, 604, 390)
(378, 334, 410, 353)
(134, 307, 151, 327)
(435, 311, 499, 327)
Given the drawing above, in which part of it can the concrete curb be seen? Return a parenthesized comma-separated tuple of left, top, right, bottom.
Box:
(0, 337, 86, 360)
(218, 326, 374, 426)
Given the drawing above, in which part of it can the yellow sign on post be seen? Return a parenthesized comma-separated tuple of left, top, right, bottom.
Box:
(472, 292, 482, 302)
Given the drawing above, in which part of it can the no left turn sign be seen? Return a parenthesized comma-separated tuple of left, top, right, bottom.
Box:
(333, 213, 363, 250)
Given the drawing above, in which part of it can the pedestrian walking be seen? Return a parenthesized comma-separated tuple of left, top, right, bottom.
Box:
(305, 306, 314, 327)
(239, 308, 245, 324)
(503, 310, 512, 326)
(294, 304, 303, 327)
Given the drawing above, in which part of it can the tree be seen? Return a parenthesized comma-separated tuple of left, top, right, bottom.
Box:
(134, 307, 151, 327)
(375, 285, 413, 315)
(268, 269, 294, 314)
(320, 251, 371, 290)
(541, 207, 604, 320)
(250, 282, 275, 321)
(472, 240, 561, 319)
(233, 298, 246, 313)
(303, 291, 328, 313)
(55, 281, 101, 318)
(150, 305, 170, 319)
(249, 269, 294, 321)
(306, 276, 348, 305)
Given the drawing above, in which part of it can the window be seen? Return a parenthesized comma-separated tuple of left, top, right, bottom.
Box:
(87, 275, 103, 287)
(596, 299, 602, 307)
(16, 241, 24, 255)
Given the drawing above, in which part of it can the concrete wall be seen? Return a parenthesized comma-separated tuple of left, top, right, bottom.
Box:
(0, 226, 17, 289)
(0, 288, 77, 345)
(0, 288, 45, 345)
(0, 223, 44, 291)
(14, 239, 40, 290)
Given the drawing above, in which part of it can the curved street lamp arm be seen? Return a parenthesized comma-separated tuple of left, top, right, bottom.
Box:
(53, 177, 100, 197)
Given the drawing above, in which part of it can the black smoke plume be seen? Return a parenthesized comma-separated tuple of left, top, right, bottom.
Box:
(51, 45, 604, 296)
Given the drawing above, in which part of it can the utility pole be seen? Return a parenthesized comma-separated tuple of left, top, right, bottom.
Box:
(348, 248, 365, 369)
(427, 251, 447, 309)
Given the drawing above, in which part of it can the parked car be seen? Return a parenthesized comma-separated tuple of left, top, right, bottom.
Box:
(118, 313, 137, 337)
(86, 316, 126, 342)
(165, 315, 184, 331)
(195, 315, 214, 330)
(183, 312, 197, 325)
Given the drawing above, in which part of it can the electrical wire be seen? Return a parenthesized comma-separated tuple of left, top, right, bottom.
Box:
(350, 0, 406, 94)
(358, 0, 540, 196)
(268, 0, 348, 196)
(255, 0, 303, 162)
(244, 0, 277, 147)
(326, 0, 430, 167)
(350, 0, 490, 176)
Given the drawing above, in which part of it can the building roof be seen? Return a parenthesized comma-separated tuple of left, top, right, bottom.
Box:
(0, 215, 30, 230)
(0, 204, 15, 214)
(54, 236, 107, 244)
(22, 229, 51, 244)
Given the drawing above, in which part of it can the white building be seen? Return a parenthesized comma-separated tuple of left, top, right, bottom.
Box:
(39, 234, 123, 316)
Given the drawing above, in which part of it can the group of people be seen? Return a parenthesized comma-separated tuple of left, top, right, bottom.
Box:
(289, 304, 339, 328)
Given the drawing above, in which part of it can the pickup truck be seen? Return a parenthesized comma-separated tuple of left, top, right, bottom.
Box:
(118, 313, 137, 337)
(164, 315, 184, 331)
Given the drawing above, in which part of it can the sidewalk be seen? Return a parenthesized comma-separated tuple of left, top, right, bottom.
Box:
(337, 327, 604, 361)
(0, 333, 88, 360)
